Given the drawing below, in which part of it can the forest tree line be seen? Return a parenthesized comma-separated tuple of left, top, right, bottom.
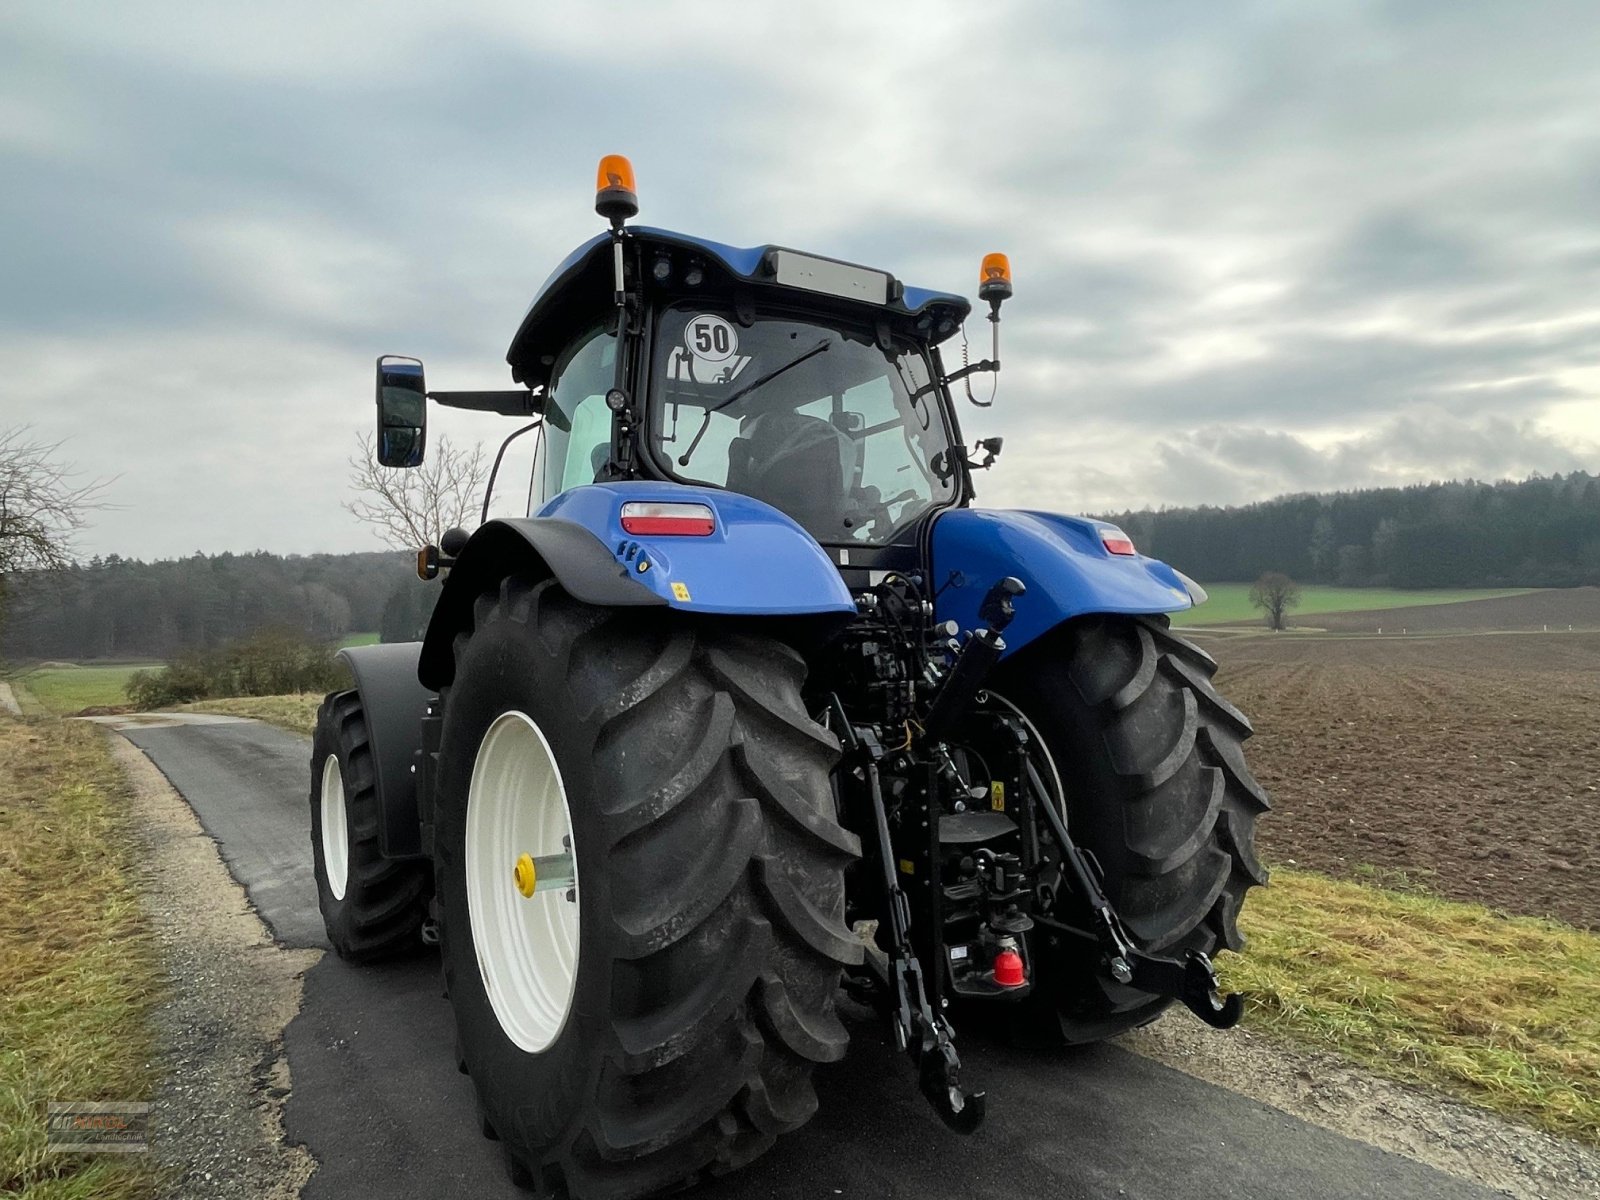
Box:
(0, 549, 439, 662)
(1103, 471, 1600, 589)
(3, 471, 1596, 662)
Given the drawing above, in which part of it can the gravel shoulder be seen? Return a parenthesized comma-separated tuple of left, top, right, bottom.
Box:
(1122, 1011, 1600, 1200)
(108, 732, 320, 1199)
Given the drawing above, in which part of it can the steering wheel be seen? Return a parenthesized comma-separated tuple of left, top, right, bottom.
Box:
(848, 486, 921, 538)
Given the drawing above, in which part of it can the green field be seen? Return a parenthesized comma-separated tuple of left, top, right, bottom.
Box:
(1169, 584, 1532, 627)
(338, 631, 380, 648)
(11, 665, 155, 715)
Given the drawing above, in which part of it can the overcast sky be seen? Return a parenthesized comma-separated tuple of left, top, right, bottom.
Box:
(5, 1, 1598, 560)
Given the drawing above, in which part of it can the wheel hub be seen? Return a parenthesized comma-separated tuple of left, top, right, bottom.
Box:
(319, 755, 349, 901)
(465, 711, 581, 1053)
(512, 851, 576, 899)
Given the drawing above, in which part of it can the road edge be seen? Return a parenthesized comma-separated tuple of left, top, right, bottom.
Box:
(1119, 1013, 1600, 1200)
(107, 731, 322, 1199)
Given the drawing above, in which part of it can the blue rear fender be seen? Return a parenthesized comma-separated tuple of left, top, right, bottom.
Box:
(536, 481, 855, 615)
(418, 481, 855, 689)
(931, 508, 1197, 659)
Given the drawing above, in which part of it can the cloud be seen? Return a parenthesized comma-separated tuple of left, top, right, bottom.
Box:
(982, 407, 1600, 515)
(3, 1, 1599, 557)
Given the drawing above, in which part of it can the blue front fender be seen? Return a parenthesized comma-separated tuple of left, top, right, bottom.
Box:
(931, 508, 1196, 658)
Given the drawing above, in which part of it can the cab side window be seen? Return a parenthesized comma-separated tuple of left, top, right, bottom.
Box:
(534, 327, 616, 507)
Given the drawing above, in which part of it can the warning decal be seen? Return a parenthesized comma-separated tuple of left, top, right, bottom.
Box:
(684, 314, 737, 364)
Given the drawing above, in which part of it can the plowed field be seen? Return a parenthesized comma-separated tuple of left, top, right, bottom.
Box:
(1307, 585, 1600, 633)
(1207, 631, 1600, 929)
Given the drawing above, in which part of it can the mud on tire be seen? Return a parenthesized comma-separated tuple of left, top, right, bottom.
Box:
(991, 614, 1270, 1044)
(310, 690, 432, 960)
(434, 577, 861, 1200)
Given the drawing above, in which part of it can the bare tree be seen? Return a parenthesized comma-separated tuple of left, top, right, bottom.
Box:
(0, 426, 108, 587)
(1249, 571, 1302, 631)
(344, 430, 490, 550)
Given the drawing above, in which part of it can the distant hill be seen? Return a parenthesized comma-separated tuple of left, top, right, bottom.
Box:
(1102, 472, 1600, 589)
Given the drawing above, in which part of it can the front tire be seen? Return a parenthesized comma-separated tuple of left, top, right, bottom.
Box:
(991, 614, 1270, 1044)
(309, 690, 432, 959)
(434, 578, 860, 1200)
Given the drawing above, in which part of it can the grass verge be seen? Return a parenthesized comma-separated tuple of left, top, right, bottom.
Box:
(173, 694, 323, 735)
(0, 716, 166, 1198)
(1169, 583, 1532, 626)
(1221, 867, 1600, 1143)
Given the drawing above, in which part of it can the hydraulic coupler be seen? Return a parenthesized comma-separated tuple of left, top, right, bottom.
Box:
(921, 576, 1024, 743)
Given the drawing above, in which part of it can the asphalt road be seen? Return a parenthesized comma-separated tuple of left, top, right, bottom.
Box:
(115, 715, 1504, 1200)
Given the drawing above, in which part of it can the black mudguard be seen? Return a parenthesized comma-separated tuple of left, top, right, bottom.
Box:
(338, 643, 432, 860)
(417, 517, 665, 690)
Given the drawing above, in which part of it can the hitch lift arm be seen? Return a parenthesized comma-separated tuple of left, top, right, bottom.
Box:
(1020, 750, 1243, 1029)
(830, 697, 986, 1134)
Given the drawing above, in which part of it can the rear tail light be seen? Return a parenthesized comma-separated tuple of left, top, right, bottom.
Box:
(619, 501, 715, 536)
(1101, 529, 1137, 556)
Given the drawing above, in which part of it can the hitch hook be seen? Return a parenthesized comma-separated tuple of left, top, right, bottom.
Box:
(1174, 950, 1244, 1029)
(919, 1045, 986, 1135)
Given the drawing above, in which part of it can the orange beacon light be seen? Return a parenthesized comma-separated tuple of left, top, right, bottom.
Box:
(978, 252, 1013, 304)
(595, 155, 638, 223)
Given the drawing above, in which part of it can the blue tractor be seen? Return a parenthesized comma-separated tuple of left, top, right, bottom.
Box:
(310, 156, 1269, 1199)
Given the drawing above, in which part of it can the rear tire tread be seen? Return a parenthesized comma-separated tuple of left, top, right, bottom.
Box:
(994, 612, 1269, 1043)
(444, 578, 856, 1200)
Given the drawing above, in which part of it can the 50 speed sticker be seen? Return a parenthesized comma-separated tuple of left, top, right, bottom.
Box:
(685, 314, 737, 363)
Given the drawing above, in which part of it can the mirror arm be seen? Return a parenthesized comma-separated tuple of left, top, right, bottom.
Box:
(427, 389, 542, 417)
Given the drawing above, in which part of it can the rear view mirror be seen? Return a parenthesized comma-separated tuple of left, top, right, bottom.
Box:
(375, 355, 427, 467)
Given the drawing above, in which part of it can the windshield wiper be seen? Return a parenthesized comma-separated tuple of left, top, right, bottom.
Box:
(677, 339, 831, 467)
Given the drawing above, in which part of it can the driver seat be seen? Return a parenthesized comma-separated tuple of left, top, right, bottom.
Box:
(725, 412, 855, 540)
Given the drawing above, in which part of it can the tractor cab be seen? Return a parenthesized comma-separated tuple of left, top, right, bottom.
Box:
(507, 229, 988, 557)
(380, 154, 1013, 576)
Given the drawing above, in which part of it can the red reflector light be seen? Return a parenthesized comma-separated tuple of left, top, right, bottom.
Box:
(1101, 530, 1136, 556)
(619, 501, 715, 536)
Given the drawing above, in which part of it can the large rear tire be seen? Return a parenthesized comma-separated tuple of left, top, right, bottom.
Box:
(309, 690, 432, 959)
(434, 577, 860, 1200)
(990, 614, 1270, 1044)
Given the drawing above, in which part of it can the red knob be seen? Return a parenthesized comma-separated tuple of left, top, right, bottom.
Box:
(993, 947, 1026, 988)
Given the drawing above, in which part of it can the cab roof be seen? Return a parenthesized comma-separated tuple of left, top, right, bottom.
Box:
(505, 227, 972, 387)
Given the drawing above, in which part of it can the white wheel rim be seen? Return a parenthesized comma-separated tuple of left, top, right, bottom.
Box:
(465, 710, 581, 1053)
(320, 754, 350, 901)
